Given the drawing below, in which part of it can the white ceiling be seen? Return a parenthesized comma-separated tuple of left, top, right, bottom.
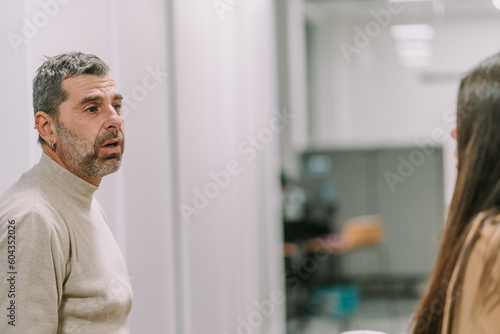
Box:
(305, 0, 500, 22)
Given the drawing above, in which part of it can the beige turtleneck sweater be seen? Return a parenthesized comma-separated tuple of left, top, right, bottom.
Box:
(0, 153, 132, 333)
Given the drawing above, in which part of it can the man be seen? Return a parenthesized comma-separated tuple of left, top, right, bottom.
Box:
(0, 52, 132, 333)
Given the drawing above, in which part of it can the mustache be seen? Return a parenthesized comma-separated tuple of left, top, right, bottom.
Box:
(95, 129, 123, 147)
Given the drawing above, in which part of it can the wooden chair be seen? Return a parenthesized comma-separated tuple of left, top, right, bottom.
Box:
(307, 215, 384, 254)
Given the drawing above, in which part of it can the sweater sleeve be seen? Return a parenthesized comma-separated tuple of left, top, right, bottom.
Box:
(0, 209, 69, 333)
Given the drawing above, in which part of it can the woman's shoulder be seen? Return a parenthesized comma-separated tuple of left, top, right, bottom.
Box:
(473, 213, 500, 262)
(480, 214, 500, 239)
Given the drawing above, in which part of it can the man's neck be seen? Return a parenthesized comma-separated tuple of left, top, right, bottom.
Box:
(42, 145, 102, 187)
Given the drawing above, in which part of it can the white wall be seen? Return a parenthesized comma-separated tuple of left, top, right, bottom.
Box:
(0, 2, 34, 193)
(0, 1, 284, 333)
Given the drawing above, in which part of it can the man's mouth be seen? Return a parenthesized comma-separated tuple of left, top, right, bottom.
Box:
(100, 139, 122, 154)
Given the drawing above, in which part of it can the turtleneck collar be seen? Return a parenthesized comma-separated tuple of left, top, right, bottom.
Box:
(37, 153, 99, 205)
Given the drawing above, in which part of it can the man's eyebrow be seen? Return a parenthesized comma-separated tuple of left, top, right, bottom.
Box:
(78, 93, 123, 107)
(78, 95, 102, 107)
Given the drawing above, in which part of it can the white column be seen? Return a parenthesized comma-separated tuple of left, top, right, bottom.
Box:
(172, 0, 284, 333)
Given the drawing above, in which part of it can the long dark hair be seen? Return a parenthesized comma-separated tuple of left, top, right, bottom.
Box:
(411, 52, 500, 333)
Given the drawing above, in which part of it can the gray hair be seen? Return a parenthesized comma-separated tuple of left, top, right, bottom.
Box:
(33, 52, 110, 145)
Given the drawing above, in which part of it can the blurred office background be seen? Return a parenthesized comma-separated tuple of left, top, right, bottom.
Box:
(1, 0, 499, 333)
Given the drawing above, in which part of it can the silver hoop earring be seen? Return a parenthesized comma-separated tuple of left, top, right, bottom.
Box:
(49, 140, 55, 149)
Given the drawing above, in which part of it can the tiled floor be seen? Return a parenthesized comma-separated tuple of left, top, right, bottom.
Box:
(289, 298, 419, 334)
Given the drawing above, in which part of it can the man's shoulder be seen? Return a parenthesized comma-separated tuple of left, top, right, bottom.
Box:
(0, 170, 65, 229)
(0, 171, 37, 213)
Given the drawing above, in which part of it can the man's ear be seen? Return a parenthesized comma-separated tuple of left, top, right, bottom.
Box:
(35, 111, 57, 145)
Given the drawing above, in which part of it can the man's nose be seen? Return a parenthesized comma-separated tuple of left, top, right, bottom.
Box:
(104, 105, 123, 129)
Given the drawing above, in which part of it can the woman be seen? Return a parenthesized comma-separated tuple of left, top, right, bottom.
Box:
(412, 52, 500, 334)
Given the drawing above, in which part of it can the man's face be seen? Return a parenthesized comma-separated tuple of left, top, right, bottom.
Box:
(54, 74, 125, 181)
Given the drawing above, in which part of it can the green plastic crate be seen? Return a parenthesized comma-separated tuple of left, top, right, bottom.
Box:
(308, 284, 360, 317)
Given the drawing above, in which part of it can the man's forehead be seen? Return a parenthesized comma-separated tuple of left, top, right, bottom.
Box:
(62, 74, 118, 99)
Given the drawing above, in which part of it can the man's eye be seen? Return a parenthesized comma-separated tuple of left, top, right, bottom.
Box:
(85, 106, 98, 113)
(114, 104, 122, 112)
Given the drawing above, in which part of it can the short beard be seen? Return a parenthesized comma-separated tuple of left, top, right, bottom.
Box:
(55, 120, 124, 178)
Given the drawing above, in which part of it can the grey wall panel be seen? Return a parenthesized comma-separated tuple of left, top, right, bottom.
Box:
(329, 151, 372, 225)
(303, 147, 445, 278)
(374, 148, 444, 277)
